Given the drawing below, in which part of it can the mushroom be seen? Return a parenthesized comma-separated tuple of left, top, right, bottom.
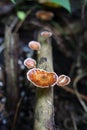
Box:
(27, 68, 58, 88)
(24, 58, 36, 69)
(36, 10, 54, 21)
(28, 41, 41, 51)
(41, 31, 52, 38)
(57, 75, 71, 87)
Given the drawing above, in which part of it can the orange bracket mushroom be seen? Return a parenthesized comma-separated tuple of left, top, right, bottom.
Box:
(36, 10, 54, 21)
(27, 68, 58, 88)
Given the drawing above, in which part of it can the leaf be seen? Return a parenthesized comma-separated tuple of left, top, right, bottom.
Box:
(11, 0, 26, 4)
(80, 0, 87, 3)
(17, 11, 26, 21)
(38, 0, 71, 12)
(84, 0, 87, 2)
(11, 0, 16, 4)
(50, 0, 71, 12)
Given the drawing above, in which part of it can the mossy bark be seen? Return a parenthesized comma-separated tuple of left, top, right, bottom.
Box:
(34, 32, 55, 130)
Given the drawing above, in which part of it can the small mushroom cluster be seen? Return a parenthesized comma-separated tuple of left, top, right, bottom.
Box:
(24, 30, 71, 88)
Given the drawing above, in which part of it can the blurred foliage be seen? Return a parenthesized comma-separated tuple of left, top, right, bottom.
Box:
(17, 11, 26, 20)
(10, 0, 87, 14)
(10, 0, 87, 21)
(37, 0, 71, 12)
(10, 0, 71, 12)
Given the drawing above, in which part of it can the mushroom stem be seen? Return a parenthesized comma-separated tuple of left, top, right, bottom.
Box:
(34, 31, 55, 130)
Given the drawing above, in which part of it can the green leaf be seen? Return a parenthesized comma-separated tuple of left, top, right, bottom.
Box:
(17, 11, 26, 21)
(84, 0, 87, 2)
(11, 0, 16, 4)
(50, 0, 71, 13)
(11, 0, 26, 4)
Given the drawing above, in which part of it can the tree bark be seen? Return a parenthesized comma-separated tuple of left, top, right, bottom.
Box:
(34, 31, 55, 130)
(4, 25, 19, 111)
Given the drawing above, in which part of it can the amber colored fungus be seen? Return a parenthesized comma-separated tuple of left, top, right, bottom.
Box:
(36, 10, 54, 21)
(27, 68, 58, 88)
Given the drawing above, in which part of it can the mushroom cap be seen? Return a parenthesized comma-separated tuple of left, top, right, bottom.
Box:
(27, 68, 58, 88)
(57, 74, 71, 87)
(28, 41, 41, 51)
(24, 58, 36, 69)
(36, 10, 54, 21)
(41, 31, 52, 38)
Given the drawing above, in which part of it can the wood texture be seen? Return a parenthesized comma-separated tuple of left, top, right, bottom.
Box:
(34, 32, 55, 130)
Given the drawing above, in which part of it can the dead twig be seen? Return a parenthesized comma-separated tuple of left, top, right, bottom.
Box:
(70, 112, 78, 130)
(59, 85, 87, 102)
(11, 96, 23, 130)
(73, 72, 87, 112)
